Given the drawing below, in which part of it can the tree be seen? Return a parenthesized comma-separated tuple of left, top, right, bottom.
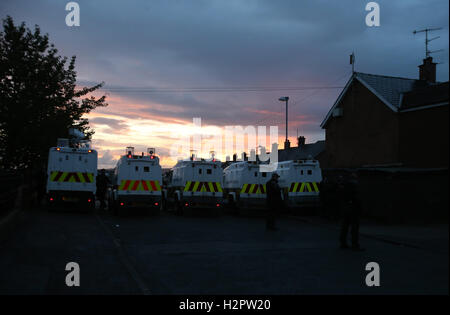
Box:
(0, 16, 107, 171)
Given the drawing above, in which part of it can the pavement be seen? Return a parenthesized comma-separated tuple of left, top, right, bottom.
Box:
(0, 206, 448, 295)
(290, 216, 449, 254)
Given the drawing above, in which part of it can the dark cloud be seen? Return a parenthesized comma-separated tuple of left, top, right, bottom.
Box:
(98, 150, 116, 167)
(2, 0, 449, 144)
(90, 117, 129, 133)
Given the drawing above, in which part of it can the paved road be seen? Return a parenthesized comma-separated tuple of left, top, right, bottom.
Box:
(0, 207, 448, 294)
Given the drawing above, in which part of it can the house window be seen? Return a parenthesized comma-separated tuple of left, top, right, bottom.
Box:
(199, 169, 202, 174)
(144, 166, 150, 172)
(301, 170, 304, 175)
(254, 172, 258, 177)
(262, 173, 267, 177)
(207, 169, 212, 174)
(307, 170, 312, 175)
(135, 166, 139, 171)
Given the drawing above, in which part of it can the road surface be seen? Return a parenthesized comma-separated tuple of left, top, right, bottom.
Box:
(0, 207, 448, 294)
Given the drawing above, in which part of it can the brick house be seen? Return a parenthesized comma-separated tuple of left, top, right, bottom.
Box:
(320, 57, 449, 169)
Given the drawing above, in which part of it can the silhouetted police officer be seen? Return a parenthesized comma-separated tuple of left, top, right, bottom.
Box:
(266, 172, 282, 231)
(96, 169, 110, 210)
(339, 172, 364, 251)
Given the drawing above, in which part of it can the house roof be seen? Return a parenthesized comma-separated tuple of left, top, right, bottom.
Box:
(278, 140, 325, 161)
(356, 72, 417, 109)
(401, 81, 449, 110)
(320, 72, 449, 128)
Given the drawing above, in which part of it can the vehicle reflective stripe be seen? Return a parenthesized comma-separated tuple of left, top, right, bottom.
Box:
(50, 171, 93, 183)
(312, 182, 319, 192)
(142, 180, 149, 191)
(118, 180, 160, 191)
(240, 183, 266, 194)
(65, 172, 79, 182)
(288, 182, 320, 193)
(183, 181, 222, 192)
(289, 182, 297, 192)
(260, 184, 266, 194)
(121, 180, 131, 191)
(50, 171, 62, 181)
(63, 172, 72, 182)
(80, 172, 90, 183)
(292, 183, 299, 192)
(132, 180, 141, 191)
(306, 183, 313, 192)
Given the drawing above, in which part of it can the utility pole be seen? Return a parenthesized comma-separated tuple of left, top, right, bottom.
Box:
(278, 96, 289, 149)
(413, 27, 443, 58)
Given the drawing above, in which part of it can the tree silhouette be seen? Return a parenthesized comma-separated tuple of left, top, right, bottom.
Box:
(0, 16, 108, 171)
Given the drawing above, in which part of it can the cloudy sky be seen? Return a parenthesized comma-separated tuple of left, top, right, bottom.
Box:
(1, 0, 448, 167)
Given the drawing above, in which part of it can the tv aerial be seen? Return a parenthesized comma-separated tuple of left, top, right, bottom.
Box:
(413, 27, 444, 58)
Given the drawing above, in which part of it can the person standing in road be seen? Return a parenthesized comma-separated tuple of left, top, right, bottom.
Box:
(266, 172, 282, 231)
(96, 169, 110, 210)
(339, 172, 364, 251)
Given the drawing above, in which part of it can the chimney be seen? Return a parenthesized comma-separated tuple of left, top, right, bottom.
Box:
(297, 136, 306, 147)
(284, 139, 291, 150)
(419, 57, 437, 83)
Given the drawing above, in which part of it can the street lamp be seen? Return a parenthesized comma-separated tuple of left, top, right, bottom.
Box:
(278, 96, 290, 149)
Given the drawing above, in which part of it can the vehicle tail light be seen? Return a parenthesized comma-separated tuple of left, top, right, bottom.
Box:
(120, 202, 124, 206)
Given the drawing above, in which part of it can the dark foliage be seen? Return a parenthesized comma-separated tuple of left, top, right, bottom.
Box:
(0, 16, 107, 170)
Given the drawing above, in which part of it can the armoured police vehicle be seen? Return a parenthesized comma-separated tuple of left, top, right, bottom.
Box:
(46, 136, 97, 209)
(163, 154, 223, 214)
(108, 147, 162, 215)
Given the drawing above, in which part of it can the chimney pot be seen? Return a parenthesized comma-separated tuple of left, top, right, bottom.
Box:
(297, 136, 306, 147)
(419, 57, 437, 83)
(284, 139, 291, 150)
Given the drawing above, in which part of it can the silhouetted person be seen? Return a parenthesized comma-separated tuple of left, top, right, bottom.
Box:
(96, 169, 110, 210)
(319, 176, 339, 220)
(266, 173, 282, 231)
(339, 173, 364, 251)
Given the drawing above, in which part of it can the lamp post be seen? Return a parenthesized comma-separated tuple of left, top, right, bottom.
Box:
(278, 96, 290, 149)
